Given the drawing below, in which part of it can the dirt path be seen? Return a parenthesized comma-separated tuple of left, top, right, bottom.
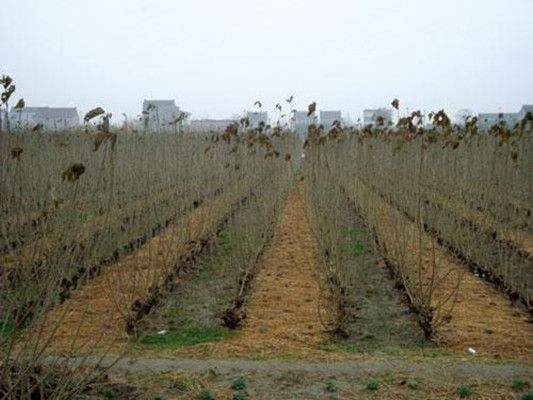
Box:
(55, 355, 533, 400)
(211, 184, 335, 357)
(64, 355, 533, 378)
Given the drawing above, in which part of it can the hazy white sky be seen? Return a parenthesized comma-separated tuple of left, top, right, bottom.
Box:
(2, 0, 532, 121)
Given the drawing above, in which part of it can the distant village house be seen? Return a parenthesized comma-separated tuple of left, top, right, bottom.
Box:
(363, 108, 393, 127)
(9, 107, 80, 131)
(477, 104, 533, 130)
(245, 111, 268, 129)
(142, 99, 189, 132)
(188, 119, 236, 133)
(290, 111, 314, 135)
(320, 110, 342, 129)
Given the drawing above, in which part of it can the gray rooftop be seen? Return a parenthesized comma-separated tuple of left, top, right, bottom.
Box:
(478, 104, 532, 119)
(142, 100, 177, 111)
(520, 105, 533, 113)
(478, 113, 503, 118)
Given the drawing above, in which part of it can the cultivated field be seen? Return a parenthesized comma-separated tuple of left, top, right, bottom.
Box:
(1, 111, 532, 399)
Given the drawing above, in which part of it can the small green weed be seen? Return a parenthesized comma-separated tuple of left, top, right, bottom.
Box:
(103, 388, 115, 399)
(339, 343, 361, 353)
(232, 393, 247, 400)
(199, 389, 215, 400)
(407, 379, 418, 389)
(512, 379, 529, 391)
(0, 314, 15, 337)
(231, 377, 247, 391)
(456, 385, 473, 397)
(140, 328, 230, 348)
(217, 231, 231, 253)
(520, 393, 533, 400)
(366, 379, 379, 391)
(173, 377, 195, 393)
(350, 242, 365, 256)
(325, 378, 338, 392)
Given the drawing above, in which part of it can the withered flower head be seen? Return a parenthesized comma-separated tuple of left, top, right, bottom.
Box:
(11, 147, 23, 161)
(62, 163, 86, 182)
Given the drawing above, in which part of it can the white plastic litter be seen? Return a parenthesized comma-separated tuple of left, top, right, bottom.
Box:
(465, 347, 476, 355)
(157, 330, 167, 335)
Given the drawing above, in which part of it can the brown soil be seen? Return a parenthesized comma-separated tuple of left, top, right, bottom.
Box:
(56, 355, 533, 400)
(211, 183, 336, 357)
(31, 189, 244, 354)
(346, 177, 533, 360)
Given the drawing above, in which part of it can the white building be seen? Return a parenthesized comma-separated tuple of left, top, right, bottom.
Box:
(245, 111, 268, 129)
(8, 107, 80, 131)
(320, 110, 342, 129)
(478, 104, 533, 130)
(454, 109, 475, 127)
(522, 104, 533, 115)
(142, 100, 188, 132)
(363, 108, 393, 126)
(188, 119, 236, 133)
(290, 111, 314, 135)
(477, 113, 519, 130)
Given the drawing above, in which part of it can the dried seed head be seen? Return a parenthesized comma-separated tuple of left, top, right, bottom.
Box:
(84, 107, 105, 123)
(62, 163, 86, 182)
(307, 101, 317, 116)
(32, 123, 44, 132)
(14, 98, 25, 109)
(10, 147, 23, 161)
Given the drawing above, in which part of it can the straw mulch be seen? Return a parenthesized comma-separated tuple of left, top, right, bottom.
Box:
(211, 183, 336, 358)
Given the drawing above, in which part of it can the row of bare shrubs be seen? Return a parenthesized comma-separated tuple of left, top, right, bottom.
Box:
(221, 152, 296, 328)
(351, 138, 533, 309)
(0, 128, 300, 399)
(302, 110, 532, 335)
(335, 119, 532, 309)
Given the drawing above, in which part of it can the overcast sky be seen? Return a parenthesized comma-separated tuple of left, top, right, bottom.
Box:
(2, 0, 532, 122)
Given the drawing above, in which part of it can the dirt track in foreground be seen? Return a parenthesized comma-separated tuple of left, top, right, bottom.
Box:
(60, 355, 533, 400)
